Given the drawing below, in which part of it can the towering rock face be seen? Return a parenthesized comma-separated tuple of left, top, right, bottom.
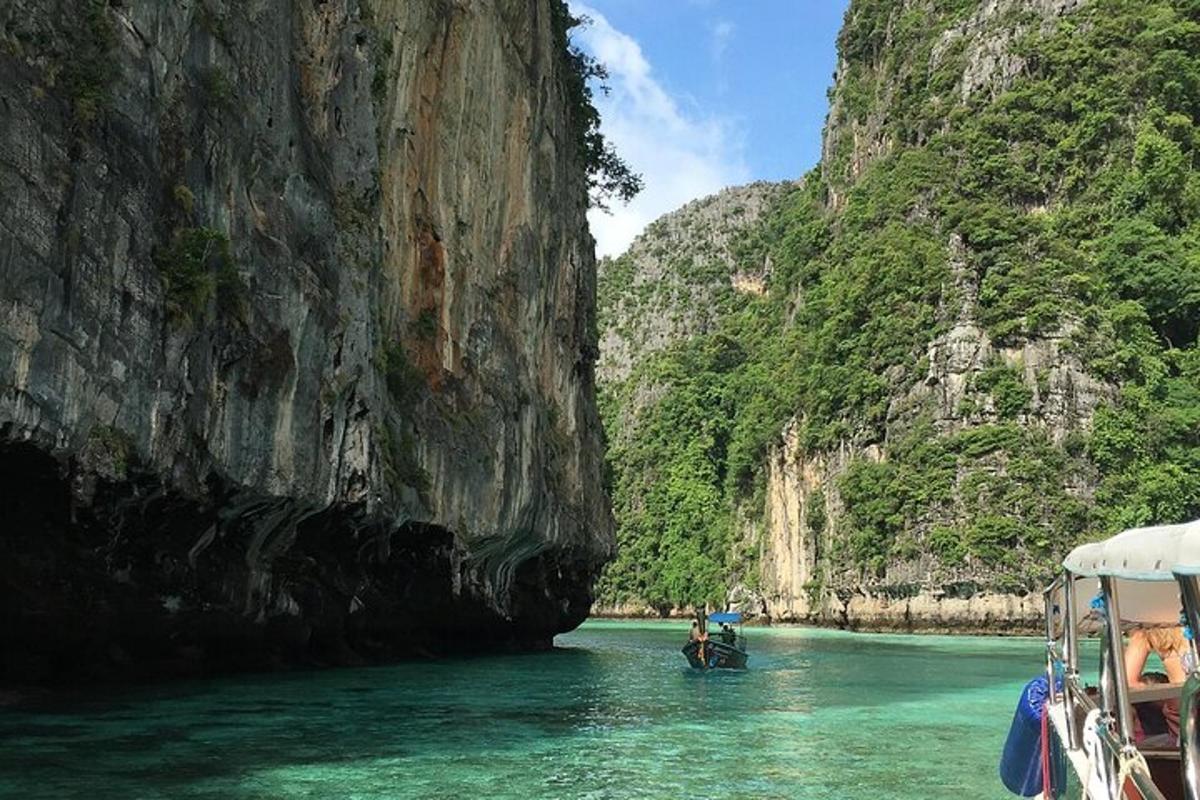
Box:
(821, 0, 1085, 207)
(597, 0, 1200, 630)
(597, 182, 792, 385)
(759, 0, 1107, 630)
(0, 0, 612, 681)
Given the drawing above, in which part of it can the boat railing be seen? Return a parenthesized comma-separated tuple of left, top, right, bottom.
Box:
(1043, 571, 1171, 800)
(1043, 575, 1064, 704)
(1180, 672, 1200, 800)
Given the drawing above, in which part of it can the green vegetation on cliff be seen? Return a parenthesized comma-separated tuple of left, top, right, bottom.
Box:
(598, 0, 1200, 611)
(552, 2, 643, 208)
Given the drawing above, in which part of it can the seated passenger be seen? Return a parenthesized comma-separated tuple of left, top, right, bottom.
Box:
(1125, 626, 1190, 688)
(1132, 672, 1177, 747)
(1126, 627, 1190, 748)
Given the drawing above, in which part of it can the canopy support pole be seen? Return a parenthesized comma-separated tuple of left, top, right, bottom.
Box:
(1099, 576, 1136, 749)
(1063, 572, 1080, 751)
(1176, 574, 1200, 800)
(1180, 574, 1200, 673)
(1044, 576, 1061, 700)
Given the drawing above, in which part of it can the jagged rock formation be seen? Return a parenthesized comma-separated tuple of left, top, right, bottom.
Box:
(821, 0, 1084, 206)
(597, 0, 1200, 631)
(0, 0, 612, 681)
(597, 182, 790, 385)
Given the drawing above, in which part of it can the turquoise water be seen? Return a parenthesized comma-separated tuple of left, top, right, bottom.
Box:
(0, 621, 1050, 799)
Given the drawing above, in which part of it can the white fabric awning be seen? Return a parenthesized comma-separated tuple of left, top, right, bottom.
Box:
(1067, 576, 1182, 626)
(1063, 520, 1200, 581)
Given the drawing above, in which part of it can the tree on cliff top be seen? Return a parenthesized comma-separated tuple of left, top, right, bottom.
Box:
(553, 3, 644, 210)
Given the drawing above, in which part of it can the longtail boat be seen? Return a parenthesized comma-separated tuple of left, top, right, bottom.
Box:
(1001, 519, 1200, 799)
(682, 611, 748, 670)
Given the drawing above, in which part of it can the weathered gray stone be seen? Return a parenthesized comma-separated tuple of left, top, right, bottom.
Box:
(0, 0, 612, 681)
(823, 0, 1089, 207)
(597, 181, 791, 386)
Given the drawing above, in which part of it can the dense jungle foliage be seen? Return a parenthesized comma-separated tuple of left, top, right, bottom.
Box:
(597, 0, 1200, 611)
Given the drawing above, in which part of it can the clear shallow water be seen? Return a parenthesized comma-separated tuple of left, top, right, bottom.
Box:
(0, 621, 1049, 799)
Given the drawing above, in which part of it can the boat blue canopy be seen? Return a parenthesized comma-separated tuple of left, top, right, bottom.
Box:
(708, 612, 742, 624)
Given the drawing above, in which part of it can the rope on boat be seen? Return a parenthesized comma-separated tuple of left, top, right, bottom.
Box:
(1081, 708, 1112, 798)
(1078, 706, 1153, 800)
(1113, 748, 1151, 800)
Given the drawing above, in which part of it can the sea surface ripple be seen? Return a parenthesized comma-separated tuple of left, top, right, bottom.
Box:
(0, 620, 1054, 799)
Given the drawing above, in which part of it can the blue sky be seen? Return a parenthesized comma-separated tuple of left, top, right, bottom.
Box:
(569, 1, 850, 256)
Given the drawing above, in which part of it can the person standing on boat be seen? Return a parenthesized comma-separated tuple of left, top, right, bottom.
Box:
(689, 619, 708, 663)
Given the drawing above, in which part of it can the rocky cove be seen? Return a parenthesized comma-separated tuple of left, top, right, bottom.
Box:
(591, 179, 1099, 635)
(594, 0, 1200, 632)
(2, 0, 1199, 687)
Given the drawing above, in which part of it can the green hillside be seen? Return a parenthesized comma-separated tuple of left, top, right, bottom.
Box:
(597, 0, 1200, 616)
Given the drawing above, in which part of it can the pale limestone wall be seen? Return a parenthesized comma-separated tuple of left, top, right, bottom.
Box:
(598, 181, 792, 385)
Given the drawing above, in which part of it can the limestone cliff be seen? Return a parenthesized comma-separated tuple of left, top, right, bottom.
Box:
(758, 0, 1104, 630)
(596, 0, 1200, 631)
(597, 182, 791, 385)
(0, 0, 612, 681)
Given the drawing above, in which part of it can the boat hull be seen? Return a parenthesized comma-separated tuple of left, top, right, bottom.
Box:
(682, 640, 748, 670)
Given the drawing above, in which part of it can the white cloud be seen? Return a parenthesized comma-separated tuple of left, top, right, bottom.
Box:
(710, 20, 734, 95)
(711, 20, 734, 62)
(569, 3, 750, 258)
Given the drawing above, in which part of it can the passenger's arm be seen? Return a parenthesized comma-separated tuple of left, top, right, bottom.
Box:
(1162, 651, 1189, 685)
(1125, 630, 1150, 689)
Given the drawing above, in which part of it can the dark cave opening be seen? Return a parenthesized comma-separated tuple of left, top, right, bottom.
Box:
(0, 441, 590, 685)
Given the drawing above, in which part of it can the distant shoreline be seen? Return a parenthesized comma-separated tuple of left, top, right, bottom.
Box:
(587, 608, 1042, 637)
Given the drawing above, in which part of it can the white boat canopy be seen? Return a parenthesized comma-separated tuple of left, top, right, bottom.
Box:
(1063, 519, 1200, 626)
(1064, 520, 1200, 581)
